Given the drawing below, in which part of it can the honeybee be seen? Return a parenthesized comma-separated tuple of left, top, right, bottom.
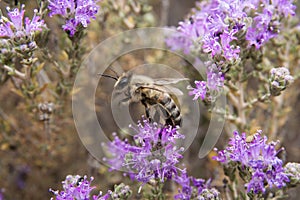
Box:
(100, 71, 188, 127)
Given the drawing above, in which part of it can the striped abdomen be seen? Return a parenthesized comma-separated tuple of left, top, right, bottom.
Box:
(140, 88, 182, 127)
(157, 93, 182, 127)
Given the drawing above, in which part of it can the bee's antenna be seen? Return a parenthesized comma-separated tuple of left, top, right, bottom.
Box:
(108, 67, 119, 78)
(98, 73, 118, 81)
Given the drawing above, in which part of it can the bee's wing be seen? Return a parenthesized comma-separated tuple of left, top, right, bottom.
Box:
(152, 78, 189, 96)
(160, 85, 184, 96)
(153, 78, 189, 85)
(139, 85, 183, 96)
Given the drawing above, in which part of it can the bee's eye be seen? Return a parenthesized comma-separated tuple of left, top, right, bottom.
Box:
(118, 77, 128, 88)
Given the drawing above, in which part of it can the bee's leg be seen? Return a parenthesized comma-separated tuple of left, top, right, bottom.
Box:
(145, 107, 151, 119)
(158, 104, 170, 118)
(153, 109, 161, 123)
(165, 117, 176, 128)
(141, 100, 151, 120)
(145, 106, 151, 119)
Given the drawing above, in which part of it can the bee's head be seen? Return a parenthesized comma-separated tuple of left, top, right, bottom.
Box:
(114, 72, 133, 90)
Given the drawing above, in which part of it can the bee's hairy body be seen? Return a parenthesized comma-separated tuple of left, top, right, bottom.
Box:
(139, 87, 182, 127)
(113, 72, 186, 127)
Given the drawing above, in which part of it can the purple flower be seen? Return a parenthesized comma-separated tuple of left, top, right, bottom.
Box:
(48, 0, 100, 36)
(0, 5, 45, 38)
(188, 80, 207, 100)
(97, 192, 111, 200)
(246, 0, 295, 49)
(213, 130, 290, 194)
(245, 10, 276, 49)
(103, 118, 185, 184)
(166, 0, 296, 58)
(206, 64, 224, 91)
(49, 175, 97, 200)
(103, 118, 220, 199)
(166, 0, 247, 60)
(165, 29, 193, 55)
(48, 0, 76, 17)
(246, 170, 266, 194)
(219, 30, 240, 60)
(188, 63, 224, 101)
(75, 0, 99, 27)
(174, 170, 192, 199)
(265, 0, 296, 17)
(202, 34, 222, 57)
(174, 169, 220, 199)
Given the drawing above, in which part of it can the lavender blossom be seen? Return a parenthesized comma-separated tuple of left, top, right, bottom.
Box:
(0, 5, 46, 39)
(213, 130, 290, 194)
(206, 64, 224, 91)
(188, 63, 224, 101)
(174, 169, 220, 199)
(49, 175, 98, 200)
(48, 0, 100, 36)
(188, 80, 207, 100)
(103, 118, 185, 184)
(103, 118, 221, 199)
(165, 29, 194, 55)
(166, 0, 296, 58)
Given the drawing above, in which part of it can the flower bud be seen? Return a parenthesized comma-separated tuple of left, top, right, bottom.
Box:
(269, 67, 294, 96)
(28, 41, 37, 50)
(111, 183, 132, 199)
(284, 162, 300, 186)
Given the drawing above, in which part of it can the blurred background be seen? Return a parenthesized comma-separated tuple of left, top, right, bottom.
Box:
(0, 0, 300, 199)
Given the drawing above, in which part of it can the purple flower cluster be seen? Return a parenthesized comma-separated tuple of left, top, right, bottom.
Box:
(188, 63, 224, 101)
(166, 0, 296, 59)
(0, 5, 46, 39)
(169, 0, 296, 103)
(245, 0, 296, 49)
(206, 64, 225, 91)
(188, 80, 207, 100)
(50, 175, 133, 200)
(213, 130, 290, 194)
(174, 169, 220, 199)
(48, 0, 100, 36)
(103, 118, 220, 199)
(49, 175, 99, 200)
(103, 118, 185, 184)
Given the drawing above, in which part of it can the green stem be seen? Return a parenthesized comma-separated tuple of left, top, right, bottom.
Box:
(151, 180, 165, 200)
